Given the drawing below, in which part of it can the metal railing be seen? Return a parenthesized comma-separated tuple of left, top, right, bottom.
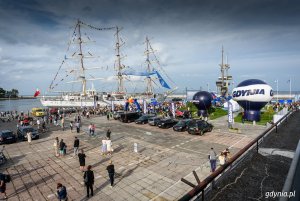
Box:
(280, 139, 300, 201)
(179, 110, 294, 201)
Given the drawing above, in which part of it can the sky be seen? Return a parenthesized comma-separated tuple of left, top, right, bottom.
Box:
(0, 0, 300, 95)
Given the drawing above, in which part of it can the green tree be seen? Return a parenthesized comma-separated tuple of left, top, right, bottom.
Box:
(11, 89, 19, 98)
(0, 88, 5, 98)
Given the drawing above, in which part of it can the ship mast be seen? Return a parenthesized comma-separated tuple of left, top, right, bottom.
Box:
(77, 20, 87, 96)
(115, 26, 124, 93)
(145, 36, 153, 95)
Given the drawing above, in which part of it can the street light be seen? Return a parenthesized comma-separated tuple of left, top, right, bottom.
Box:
(275, 80, 278, 103)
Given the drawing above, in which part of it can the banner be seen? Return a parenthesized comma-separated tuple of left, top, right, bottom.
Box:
(143, 100, 147, 114)
(171, 102, 175, 118)
(228, 101, 233, 128)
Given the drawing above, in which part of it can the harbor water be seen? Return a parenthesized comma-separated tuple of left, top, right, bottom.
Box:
(0, 98, 44, 113)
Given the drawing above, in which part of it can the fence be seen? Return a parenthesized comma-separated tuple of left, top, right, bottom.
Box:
(179, 110, 295, 201)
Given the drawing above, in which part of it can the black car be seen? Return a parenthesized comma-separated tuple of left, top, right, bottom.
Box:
(157, 118, 178, 129)
(119, 112, 142, 123)
(135, 115, 156, 124)
(17, 126, 40, 140)
(187, 120, 213, 135)
(148, 117, 162, 126)
(173, 119, 192, 132)
(0, 130, 17, 144)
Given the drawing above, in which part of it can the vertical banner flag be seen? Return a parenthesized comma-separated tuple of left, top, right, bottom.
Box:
(143, 99, 147, 114)
(228, 101, 233, 128)
(171, 102, 175, 118)
(111, 100, 114, 111)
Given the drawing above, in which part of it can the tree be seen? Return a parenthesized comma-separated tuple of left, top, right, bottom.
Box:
(11, 89, 19, 98)
(0, 88, 5, 98)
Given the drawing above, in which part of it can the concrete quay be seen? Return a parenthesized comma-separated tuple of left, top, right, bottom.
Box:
(0, 114, 267, 201)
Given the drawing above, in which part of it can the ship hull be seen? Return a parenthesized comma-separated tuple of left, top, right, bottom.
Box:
(40, 99, 108, 107)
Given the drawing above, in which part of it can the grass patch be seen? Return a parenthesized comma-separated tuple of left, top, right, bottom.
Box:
(178, 102, 228, 119)
(234, 109, 275, 125)
(209, 107, 228, 120)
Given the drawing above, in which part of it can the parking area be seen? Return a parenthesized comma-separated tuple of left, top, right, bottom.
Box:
(0, 115, 266, 200)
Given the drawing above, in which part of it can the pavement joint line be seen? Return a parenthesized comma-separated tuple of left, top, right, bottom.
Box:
(95, 175, 102, 179)
(228, 136, 247, 149)
(175, 146, 207, 155)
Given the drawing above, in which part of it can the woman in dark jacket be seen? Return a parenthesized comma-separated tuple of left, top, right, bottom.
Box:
(78, 149, 86, 171)
(57, 183, 67, 201)
(83, 165, 94, 198)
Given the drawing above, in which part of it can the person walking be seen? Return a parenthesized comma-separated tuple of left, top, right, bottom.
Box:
(78, 149, 86, 171)
(106, 138, 113, 155)
(56, 183, 67, 201)
(73, 137, 79, 157)
(70, 121, 73, 133)
(0, 173, 7, 199)
(218, 152, 226, 166)
(106, 160, 115, 187)
(106, 129, 111, 139)
(54, 137, 59, 157)
(106, 112, 110, 121)
(91, 124, 95, 136)
(37, 118, 40, 130)
(27, 131, 32, 145)
(61, 117, 65, 131)
(88, 124, 92, 135)
(76, 121, 80, 133)
(59, 139, 65, 157)
(208, 147, 217, 172)
(83, 165, 94, 198)
(222, 148, 231, 162)
(101, 138, 107, 155)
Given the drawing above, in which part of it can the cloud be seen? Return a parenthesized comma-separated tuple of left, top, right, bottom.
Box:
(0, 0, 300, 94)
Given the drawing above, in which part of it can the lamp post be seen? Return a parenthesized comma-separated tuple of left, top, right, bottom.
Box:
(275, 80, 278, 103)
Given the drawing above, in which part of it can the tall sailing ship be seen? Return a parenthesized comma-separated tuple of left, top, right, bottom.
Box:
(41, 20, 175, 108)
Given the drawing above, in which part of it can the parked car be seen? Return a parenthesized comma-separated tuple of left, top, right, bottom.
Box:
(113, 111, 125, 120)
(148, 117, 162, 126)
(0, 130, 17, 144)
(17, 126, 39, 140)
(157, 118, 178, 129)
(173, 119, 192, 132)
(119, 112, 142, 123)
(135, 114, 156, 124)
(187, 120, 213, 135)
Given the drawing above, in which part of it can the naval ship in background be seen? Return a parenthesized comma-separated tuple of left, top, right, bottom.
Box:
(40, 20, 176, 108)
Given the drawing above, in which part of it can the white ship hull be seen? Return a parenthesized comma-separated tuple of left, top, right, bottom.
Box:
(40, 99, 108, 107)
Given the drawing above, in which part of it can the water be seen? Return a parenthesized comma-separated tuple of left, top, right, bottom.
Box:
(0, 98, 44, 113)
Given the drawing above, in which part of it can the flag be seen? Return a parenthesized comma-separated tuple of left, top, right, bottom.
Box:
(33, 89, 40, 97)
(156, 71, 171, 89)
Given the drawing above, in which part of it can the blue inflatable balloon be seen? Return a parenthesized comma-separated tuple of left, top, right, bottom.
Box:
(192, 91, 212, 117)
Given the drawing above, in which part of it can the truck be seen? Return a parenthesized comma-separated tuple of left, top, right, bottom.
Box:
(31, 108, 45, 117)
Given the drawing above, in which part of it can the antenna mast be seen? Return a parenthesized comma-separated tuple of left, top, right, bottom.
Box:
(216, 46, 232, 97)
(115, 26, 124, 93)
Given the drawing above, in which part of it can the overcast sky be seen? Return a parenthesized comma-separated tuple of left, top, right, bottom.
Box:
(0, 0, 299, 95)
